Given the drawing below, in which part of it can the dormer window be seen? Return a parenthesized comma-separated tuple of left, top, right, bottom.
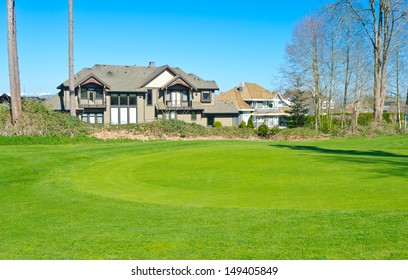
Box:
(201, 91, 211, 102)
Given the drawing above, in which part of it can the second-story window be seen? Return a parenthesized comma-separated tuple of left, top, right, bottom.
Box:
(147, 90, 153, 106)
(80, 87, 102, 101)
(201, 91, 211, 102)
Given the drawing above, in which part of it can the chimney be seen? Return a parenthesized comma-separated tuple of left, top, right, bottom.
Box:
(148, 61, 156, 68)
(238, 82, 245, 91)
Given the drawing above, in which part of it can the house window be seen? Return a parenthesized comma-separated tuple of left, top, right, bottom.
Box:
(81, 112, 103, 124)
(167, 89, 189, 106)
(147, 90, 153, 106)
(120, 94, 128, 106)
(110, 93, 137, 125)
(111, 94, 119, 105)
(81, 88, 87, 99)
(182, 91, 189, 102)
(164, 111, 177, 120)
(81, 87, 102, 101)
(191, 111, 197, 121)
(129, 95, 137, 106)
(96, 113, 103, 124)
(96, 91, 103, 100)
(201, 91, 211, 102)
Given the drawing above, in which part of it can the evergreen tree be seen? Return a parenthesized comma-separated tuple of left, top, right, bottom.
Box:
(287, 92, 309, 128)
(247, 117, 254, 129)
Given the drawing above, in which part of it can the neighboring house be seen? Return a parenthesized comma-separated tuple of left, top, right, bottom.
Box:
(217, 82, 291, 128)
(321, 98, 335, 111)
(46, 63, 237, 126)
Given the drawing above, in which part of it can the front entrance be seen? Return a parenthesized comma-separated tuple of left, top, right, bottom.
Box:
(207, 116, 215, 126)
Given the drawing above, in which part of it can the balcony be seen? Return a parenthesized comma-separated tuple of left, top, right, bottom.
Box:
(165, 100, 193, 110)
(78, 98, 106, 109)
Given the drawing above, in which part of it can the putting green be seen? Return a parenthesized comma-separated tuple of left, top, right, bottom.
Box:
(72, 141, 408, 210)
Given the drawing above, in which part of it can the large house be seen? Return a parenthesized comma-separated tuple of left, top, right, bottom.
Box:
(47, 63, 238, 126)
(217, 82, 291, 128)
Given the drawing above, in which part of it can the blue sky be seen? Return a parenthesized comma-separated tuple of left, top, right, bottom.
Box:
(0, 0, 331, 95)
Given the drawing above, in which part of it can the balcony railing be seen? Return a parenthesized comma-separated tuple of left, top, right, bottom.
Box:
(165, 100, 193, 110)
(78, 98, 106, 108)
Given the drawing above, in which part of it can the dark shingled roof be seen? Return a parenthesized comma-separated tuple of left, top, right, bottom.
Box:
(204, 101, 238, 114)
(59, 64, 218, 92)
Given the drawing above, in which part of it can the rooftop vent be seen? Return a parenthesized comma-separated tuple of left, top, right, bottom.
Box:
(148, 61, 156, 68)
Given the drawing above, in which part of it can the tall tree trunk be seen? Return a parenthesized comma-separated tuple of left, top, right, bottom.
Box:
(395, 44, 401, 129)
(341, 24, 351, 128)
(312, 34, 321, 131)
(327, 30, 336, 129)
(69, 0, 76, 116)
(7, 0, 22, 125)
(373, 0, 383, 125)
(405, 89, 408, 131)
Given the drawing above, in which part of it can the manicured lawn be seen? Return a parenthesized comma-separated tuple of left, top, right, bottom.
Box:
(0, 136, 407, 259)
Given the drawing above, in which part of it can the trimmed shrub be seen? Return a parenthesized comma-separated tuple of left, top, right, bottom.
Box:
(212, 121, 222, 128)
(239, 120, 247, 129)
(257, 124, 269, 137)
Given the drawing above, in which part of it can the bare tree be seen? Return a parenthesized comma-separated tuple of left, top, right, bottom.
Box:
(405, 89, 408, 130)
(69, 0, 75, 116)
(7, 0, 22, 125)
(351, 47, 371, 132)
(284, 13, 327, 130)
(338, 0, 407, 125)
(395, 43, 402, 129)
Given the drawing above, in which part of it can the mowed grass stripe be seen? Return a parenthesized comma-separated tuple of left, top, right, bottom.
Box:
(0, 136, 407, 259)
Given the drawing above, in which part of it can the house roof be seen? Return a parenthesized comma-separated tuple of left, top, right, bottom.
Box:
(43, 93, 65, 110)
(217, 82, 279, 111)
(204, 101, 238, 114)
(239, 82, 277, 100)
(0, 93, 11, 103)
(217, 90, 253, 111)
(58, 64, 218, 92)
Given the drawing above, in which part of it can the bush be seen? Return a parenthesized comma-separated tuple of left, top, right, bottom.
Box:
(270, 127, 281, 135)
(247, 117, 254, 129)
(239, 120, 247, 129)
(1, 99, 91, 136)
(358, 113, 374, 126)
(257, 124, 269, 137)
(212, 121, 222, 128)
(271, 127, 326, 140)
(122, 120, 257, 139)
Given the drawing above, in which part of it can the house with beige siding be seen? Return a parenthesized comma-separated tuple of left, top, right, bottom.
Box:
(217, 82, 291, 128)
(48, 63, 238, 126)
